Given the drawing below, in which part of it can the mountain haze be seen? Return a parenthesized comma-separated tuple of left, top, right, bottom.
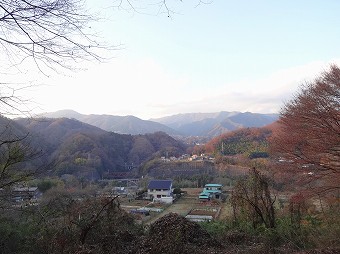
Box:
(41, 110, 179, 135)
(40, 110, 279, 137)
(152, 111, 279, 137)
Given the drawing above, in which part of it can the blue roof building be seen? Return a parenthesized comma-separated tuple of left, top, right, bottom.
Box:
(199, 183, 223, 200)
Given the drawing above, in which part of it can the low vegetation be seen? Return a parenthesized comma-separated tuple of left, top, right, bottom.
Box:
(0, 179, 339, 253)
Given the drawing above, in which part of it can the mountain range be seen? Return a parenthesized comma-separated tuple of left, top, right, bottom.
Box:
(41, 110, 279, 137)
(1, 109, 279, 180)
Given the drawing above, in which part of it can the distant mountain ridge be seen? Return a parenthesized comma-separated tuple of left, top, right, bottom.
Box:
(40, 110, 179, 135)
(40, 110, 279, 137)
(151, 111, 279, 137)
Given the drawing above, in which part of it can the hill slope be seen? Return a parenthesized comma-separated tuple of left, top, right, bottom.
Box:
(15, 117, 187, 179)
(204, 126, 273, 158)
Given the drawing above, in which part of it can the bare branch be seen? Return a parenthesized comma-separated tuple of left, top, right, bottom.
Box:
(0, 0, 109, 73)
(111, 0, 210, 17)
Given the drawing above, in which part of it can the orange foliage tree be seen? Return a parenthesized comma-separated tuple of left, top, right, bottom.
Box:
(270, 65, 340, 193)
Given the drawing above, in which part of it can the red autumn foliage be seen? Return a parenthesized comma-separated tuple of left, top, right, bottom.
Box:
(270, 64, 340, 193)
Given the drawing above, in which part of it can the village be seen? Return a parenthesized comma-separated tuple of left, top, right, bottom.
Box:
(1, 178, 232, 224)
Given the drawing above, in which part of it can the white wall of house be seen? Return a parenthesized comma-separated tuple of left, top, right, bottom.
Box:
(147, 188, 173, 203)
(147, 188, 171, 198)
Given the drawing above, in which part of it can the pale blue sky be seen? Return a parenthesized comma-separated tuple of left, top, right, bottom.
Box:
(14, 0, 340, 119)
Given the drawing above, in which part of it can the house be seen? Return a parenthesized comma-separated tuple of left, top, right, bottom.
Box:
(199, 183, 222, 200)
(147, 180, 173, 204)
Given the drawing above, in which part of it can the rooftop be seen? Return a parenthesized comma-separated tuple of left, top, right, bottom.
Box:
(148, 180, 172, 190)
(205, 184, 222, 187)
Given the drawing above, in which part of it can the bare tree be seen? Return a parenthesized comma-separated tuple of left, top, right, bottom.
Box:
(231, 168, 276, 229)
(0, 1, 107, 188)
(0, 134, 51, 208)
(0, 0, 104, 74)
(270, 64, 340, 193)
(34, 192, 141, 253)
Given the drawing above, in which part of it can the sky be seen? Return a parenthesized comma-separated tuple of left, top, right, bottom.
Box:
(5, 0, 340, 120)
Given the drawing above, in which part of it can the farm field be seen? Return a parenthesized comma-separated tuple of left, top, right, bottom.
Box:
(119, 188, 230, 224)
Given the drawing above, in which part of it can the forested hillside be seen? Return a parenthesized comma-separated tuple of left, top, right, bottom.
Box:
(203, 126, 274, 158)
(14, 118, 187, 179)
